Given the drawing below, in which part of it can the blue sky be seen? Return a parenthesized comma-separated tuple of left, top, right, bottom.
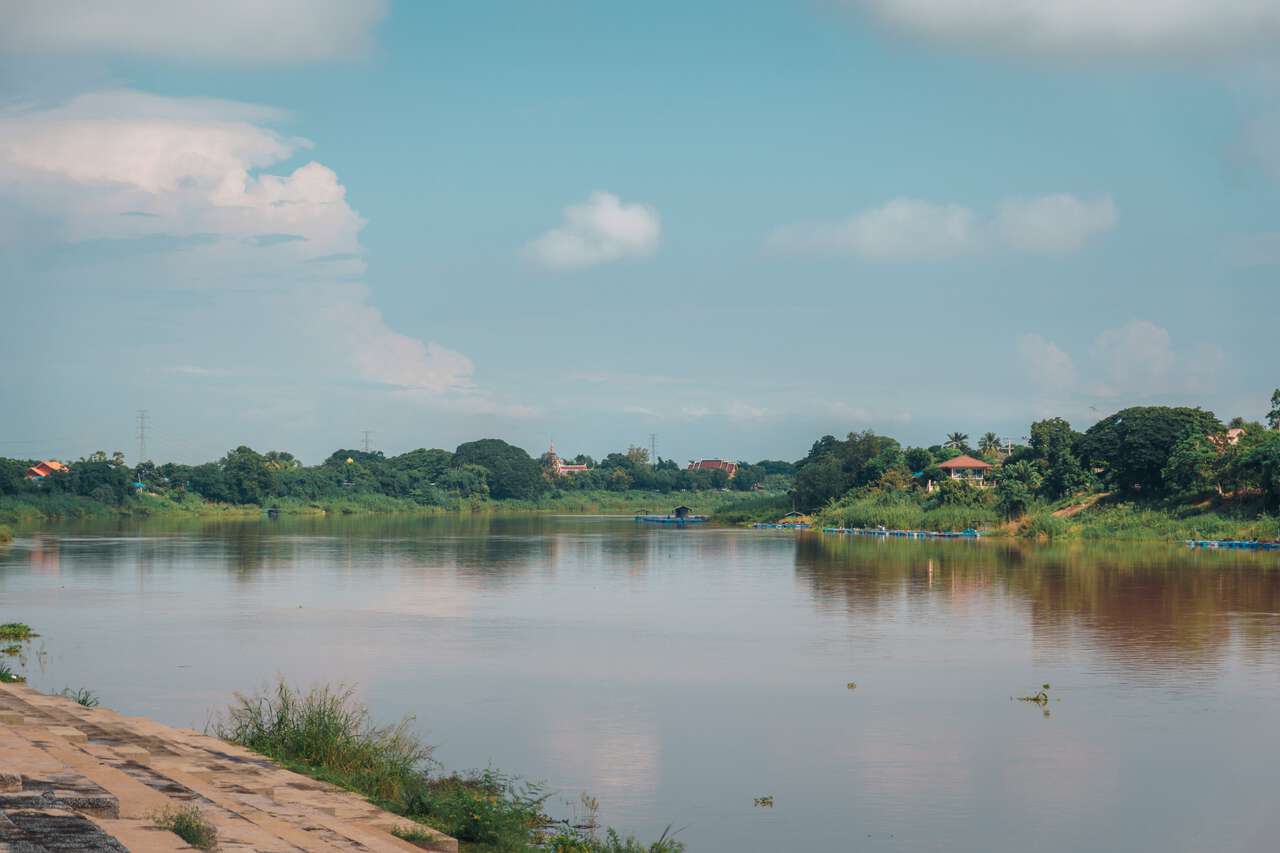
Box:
(3, 1, 1278, 465)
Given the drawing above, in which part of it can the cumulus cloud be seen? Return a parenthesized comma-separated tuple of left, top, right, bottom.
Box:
(769, 193, 1115, 260)
(1018, 320, 1224, 403)
(1017, 334, 1078, 392)
(0, 89, 509, 411)
(526, 191, 661, 270)
(853, 0, 1280, 60)
(767, 198, 978, 259)
(998, 194, 1117, 254)
(0, 0, 387, 64)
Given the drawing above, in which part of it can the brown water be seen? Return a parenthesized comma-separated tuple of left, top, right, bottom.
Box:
(2, 516, 1279, 852)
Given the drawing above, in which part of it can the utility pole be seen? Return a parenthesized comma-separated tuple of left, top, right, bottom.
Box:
(649, 433, 657, 466)
(362, 430, 372, 453)
(136, 410, 148, 464)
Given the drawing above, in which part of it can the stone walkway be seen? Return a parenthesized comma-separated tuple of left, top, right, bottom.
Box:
(0, 682, 456, 852)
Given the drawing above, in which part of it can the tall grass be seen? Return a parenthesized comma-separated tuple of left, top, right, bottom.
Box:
(153, 804, 218, 851)
(215, 679, 678, 853)
(0, 524, 12, 544)
(213, 680, 430, 804)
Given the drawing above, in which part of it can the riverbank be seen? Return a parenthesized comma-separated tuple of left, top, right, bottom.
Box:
(0, 490, 785, 529)
(0, 679, 456, 852)
(807, 491, 1279, 543)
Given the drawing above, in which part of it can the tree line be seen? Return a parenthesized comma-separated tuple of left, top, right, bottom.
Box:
(0, 439, 795, 507)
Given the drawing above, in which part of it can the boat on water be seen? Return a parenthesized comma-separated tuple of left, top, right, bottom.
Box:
(635, 505, 707, 526)
(1186, 539, 1280, 551)
(822, 526, 981, 540)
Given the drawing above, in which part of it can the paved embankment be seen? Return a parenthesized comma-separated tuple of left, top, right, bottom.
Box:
(0, 682, 456, 852)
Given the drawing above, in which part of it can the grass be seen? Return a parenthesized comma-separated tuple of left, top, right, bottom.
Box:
(59, 687, 100, 708)
(0, 623, 35, 641)
(153, 804, 218, 851)
(813, 491, 1000, 533)
(0, 662, 25, 683)
(0, 524, 11, 544)
(214, 678, 680, 853)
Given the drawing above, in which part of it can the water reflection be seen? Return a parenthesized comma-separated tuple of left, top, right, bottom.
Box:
(2, 519, 1279, 853)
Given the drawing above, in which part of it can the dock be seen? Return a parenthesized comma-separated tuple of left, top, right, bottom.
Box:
(1185, 539, 1280, 551)
(0, 681, 455, 852)
(821, 526, 981, 540)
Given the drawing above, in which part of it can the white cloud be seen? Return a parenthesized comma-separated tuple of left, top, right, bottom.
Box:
(767, 198, 978, 259)
(1, 0, 387, 64)
(726, 401, 771, 421)
(769, 193, 1115, 260)
(526, 191, 661, 270)
(1018, 320, 1224, 403)
(854, 0, 1280, 60)
(1018, 334, 1079, 392)
(0, 89, 516, 412)
(1090, 319, 1177, 397)
(998, 194, 1116, 254)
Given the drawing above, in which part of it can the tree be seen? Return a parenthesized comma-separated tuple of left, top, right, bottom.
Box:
(1233, 431, 1280, 508)
(978, 432, 1001, 456)
(792, 431, 905, 510)
(440, 464, 490, 498)
(994, 460, 1043, 517)
(904, 447, 933, 473)
(625, 446, 650, 465)
(1028, 417, 1091, 499)
(945, 432, 970, 451)
(1161, 434, 1219, 497)
(1269, 389, 1280, 430)
(1079, 406, 1222, 496)
(451, 439, 546, 500)
(220, 446, 277, 504)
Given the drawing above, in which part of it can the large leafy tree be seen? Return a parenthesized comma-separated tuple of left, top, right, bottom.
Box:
(978, 432, 1001, 456)
(221, 446, 277, 504)
(1079, 406, 1222, 496)
(994, 460, 1043, 517)
(1232, 431, 1280, 509)
(451, 439, 546, 500)
(1161, 434, 1219, 497)
(945, 432, 970, 451)
(793, 431, 905, 510)
(1028, 417, 1091, 499)
(1268, 389, 1280, 430)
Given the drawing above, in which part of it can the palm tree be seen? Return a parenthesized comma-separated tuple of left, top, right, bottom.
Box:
(945, 432, 969, 450)
(978, 432, 1001, 455)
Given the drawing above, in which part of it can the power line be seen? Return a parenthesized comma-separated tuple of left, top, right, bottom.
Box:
(362, 430, 372, 453)
(649, 433, 657, 465)
(136, 410, 149, 464)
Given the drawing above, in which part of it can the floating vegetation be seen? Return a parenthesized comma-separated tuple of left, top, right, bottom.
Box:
(1017, 683, 1052, 707)
(153, 804, 219, 851)
(753, 795, 774, 808)
(59, 687, 100, 708)
(846, 682, 857, 690)
(0, 663, 25, 684)
(1, 645, 20, 656)
(0, 623, 35, 641)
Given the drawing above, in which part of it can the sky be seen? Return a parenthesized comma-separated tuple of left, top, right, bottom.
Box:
(2, 0, 1278, 465)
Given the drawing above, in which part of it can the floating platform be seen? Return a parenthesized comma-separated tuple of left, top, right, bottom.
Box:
(635, 515, 707, 526)
(1186, 539, 1280, 551)
(752, 522, 811, 530)
(821, 526, 981, 540)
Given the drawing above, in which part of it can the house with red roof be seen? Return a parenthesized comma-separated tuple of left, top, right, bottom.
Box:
(937, 454, 993, 486)
(687, 459, 738, 478)
(25, 460, 68, 481)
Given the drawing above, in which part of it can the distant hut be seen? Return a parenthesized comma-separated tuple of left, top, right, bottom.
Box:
(937, 454, 993, 485)
(672, 505, 693, 520)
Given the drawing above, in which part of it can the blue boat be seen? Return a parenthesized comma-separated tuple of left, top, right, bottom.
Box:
(636, 505, 707, 526)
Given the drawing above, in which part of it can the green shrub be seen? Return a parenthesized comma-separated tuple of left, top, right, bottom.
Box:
(0, 662, 25, 683)
(0, 623, 34, 641)
(153, 804, 218, 851)
(0, 524, 12, 544)
(59, 687, 100, 708)
(1018, 512, 1068, 541)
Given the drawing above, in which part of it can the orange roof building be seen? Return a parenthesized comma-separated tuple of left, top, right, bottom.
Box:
(25, 460, 68, 480)
(937, 454, 992, 483)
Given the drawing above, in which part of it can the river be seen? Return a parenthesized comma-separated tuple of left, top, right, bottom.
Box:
(2, 515, 1278, 852)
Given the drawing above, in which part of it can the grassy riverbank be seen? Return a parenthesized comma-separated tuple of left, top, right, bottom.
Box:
(0, 489, 782, 528)
(214, 679, 683, 853)
(808, 490, 1280, 542)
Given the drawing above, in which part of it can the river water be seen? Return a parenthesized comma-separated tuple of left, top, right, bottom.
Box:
(2, 516, 1279, 852)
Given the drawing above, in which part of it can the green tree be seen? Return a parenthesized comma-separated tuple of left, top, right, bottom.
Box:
(1229, 431, 1280, 509)
(220, 446, 277, 504)
(1160, 434, 1219, 497)
(1028, 417, 1091, 499)
(451, 439, 546, 500)
(978, 432, 1001, 456)
(994, 460, 1043, 517)
(945, 432, 970, 451)
(440, 464, 490, 498)
(1079, 406, 1222, 496)
(1268, 388, 1280, 430)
